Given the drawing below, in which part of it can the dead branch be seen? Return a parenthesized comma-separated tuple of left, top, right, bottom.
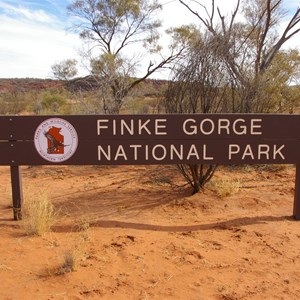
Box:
(260, 6, 300, 71)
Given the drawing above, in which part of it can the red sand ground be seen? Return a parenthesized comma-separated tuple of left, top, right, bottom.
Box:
(0, 164, 299, 300)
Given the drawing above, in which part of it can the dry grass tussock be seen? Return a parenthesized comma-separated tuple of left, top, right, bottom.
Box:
(208, 178, 240, 197)
(52, 248, 82, 275)
(60, 244, 88, 274)
(45, 243, 88, 276)
(21, 190, 57, 236)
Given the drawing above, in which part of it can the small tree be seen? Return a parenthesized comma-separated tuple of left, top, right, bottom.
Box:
(67, 0, 184, 114)
(51, 59, 78, 80)
(165, 30, 229, 194)
(178, 0, 300, 113)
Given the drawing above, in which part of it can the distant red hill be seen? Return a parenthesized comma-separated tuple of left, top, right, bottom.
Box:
(0, 78, 64, 94)
(0, 77, 168, 97)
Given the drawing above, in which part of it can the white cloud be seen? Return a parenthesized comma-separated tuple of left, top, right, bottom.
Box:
(17, 7, 54, 23)
(0, 1, 57, 23)
(0, 13, 83, 78)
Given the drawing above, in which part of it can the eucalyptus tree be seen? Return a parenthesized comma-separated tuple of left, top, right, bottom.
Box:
(68, 0, 184, 114)
(51, 59, 78, 80)
(178, 0, 300, 112)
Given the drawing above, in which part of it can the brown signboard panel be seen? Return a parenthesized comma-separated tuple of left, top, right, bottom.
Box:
(1, 114, 300, 221)
(0, 114, 300, 166)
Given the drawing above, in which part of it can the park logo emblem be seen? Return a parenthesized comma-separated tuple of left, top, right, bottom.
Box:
(34, 118, 78, 162)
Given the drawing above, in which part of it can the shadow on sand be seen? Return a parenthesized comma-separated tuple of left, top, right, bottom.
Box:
(52, 215, 294, 233)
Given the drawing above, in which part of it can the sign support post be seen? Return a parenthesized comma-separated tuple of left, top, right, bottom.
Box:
(10, 166, 23, 220)
(294, 165, 300, 220)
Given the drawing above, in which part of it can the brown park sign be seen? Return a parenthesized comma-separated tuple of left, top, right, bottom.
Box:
(0, 114, 299, 220)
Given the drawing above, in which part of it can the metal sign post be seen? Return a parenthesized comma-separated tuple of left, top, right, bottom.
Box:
(10, 166, 23, 220)
(294, 165, 300, 220)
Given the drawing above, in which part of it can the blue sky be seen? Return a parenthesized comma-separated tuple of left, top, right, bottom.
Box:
(0, 0, 69, 20)
(0, 0, 299, 79)
(0, 0, 80, 78)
